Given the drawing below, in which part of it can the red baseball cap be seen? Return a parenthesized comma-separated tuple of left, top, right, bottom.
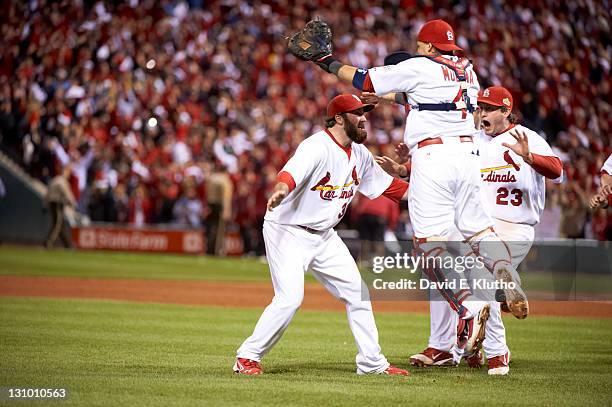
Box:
(417, 19, 462, 51)
(478, 86, 513, 110)
(327, 94, 374, 118)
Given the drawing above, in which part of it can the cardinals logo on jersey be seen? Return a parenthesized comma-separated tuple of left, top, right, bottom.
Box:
(310, 169, 359, 201)
(482, 171, 517, 183)
(481, 150, 521, 182)
(311, 171, 336, 201)
(503, 150, 520, 171)
(311, 172, 331, 191)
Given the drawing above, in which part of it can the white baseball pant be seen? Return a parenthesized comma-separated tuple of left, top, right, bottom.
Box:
(410, 140, 494, 318)
(408, 140, 493, 239)
(237, 220, 390, 373)
(409, 140, 520, 319)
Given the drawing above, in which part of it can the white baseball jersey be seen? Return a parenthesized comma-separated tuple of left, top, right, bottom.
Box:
(426, 125, 560, 361)
(265, 130, 393, 230)
(602, 154, 612, 175)
(367, 56, 480, 150)
(475, 124, 559, 226)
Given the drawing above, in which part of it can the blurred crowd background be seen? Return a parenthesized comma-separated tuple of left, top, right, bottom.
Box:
(0, 0, 610, 254)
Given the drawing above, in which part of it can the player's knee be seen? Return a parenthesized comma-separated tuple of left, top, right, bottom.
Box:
(272, 293, 304, 311)
(465, 227, 497, 244)
(345, 298, 372, 312)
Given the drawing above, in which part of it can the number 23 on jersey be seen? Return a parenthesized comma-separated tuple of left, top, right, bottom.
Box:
(496, 187, 523, 206)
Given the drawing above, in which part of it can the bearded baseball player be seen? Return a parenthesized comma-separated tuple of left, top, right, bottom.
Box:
(377, 86, 563, 374)
(589, 154, 612, 210)
(233, 94, 409, 376)
(288, 19, 533, 361)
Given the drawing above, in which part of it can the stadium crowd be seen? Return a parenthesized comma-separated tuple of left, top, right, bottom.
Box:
(0, 0, 610, 253)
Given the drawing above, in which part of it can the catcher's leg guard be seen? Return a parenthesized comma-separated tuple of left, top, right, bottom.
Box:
(414, 237, 486, 320)
(466, 228, 529, 319)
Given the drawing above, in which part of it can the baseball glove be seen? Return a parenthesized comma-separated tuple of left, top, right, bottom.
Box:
(287, 19, 333, 62)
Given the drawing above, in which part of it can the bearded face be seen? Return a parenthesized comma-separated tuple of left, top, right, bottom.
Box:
(342, 111, 367, 144)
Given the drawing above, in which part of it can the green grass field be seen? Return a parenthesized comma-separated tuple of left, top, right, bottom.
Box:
(1, 246, 610, 297)
(1, 246, 612, 406)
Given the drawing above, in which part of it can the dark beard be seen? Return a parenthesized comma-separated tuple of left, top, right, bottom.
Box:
(344, 118, 367, 144)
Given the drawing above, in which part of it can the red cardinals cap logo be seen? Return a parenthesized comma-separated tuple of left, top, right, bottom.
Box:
(478, 86, 513, 110)
(417, 19, 463, 52)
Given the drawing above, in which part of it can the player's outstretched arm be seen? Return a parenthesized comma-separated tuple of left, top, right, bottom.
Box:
(267, 183, 289, 212)
(361, 92, 407, 106)
(375, 156, 408, 178)
(504, 129, 563, 179)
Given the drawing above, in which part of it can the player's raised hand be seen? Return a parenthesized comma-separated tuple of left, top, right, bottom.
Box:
(503, 129, 533, 164)
(375, 156, 407, 178)
(395, 143, 410, 164)
(589, 192, 606, 209)
(360, 92, 381, 106)
(589, 184, 612, 210)
(267, 184, 289, 211)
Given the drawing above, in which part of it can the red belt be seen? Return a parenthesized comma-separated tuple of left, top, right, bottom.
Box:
(417, 136, 473, 149)
(299, 225, 322, 233)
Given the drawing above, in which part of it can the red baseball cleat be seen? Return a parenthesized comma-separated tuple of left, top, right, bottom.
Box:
(464, 349, 484, 368)
(382, 365, 410, 376)
(488, 352, 510, 375)
(457, 303, 490, 354)
(233, 358, 263, 375)
(409, 347, 456, 367)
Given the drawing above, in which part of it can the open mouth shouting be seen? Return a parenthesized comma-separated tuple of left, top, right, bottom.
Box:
(481, 119, 492, 133)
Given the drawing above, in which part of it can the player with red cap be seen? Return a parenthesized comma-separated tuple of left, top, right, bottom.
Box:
(375, 85, 563, 375)
(416, 19, 464, 51)
(233, 94, 409, 376)
(290, 18, 534, 362)
(425, 85, 563, 375)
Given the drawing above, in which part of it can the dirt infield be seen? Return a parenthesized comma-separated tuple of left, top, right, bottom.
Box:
(1, 275, 611, 318)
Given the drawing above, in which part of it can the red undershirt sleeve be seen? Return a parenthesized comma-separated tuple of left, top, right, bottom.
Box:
(382, 178, 408, 203)
(388, 200, 399, 231)
(530, 154, 563, 179)
(404, 162, 412, 177)
(277, 171, 296, 193)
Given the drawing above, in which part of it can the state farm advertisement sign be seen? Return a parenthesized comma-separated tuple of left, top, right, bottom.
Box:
(72, 226, 204, 254)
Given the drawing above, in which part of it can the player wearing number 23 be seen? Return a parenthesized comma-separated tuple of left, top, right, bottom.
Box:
(416, 86, 564, 375)
(476, 86, 563, 232)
